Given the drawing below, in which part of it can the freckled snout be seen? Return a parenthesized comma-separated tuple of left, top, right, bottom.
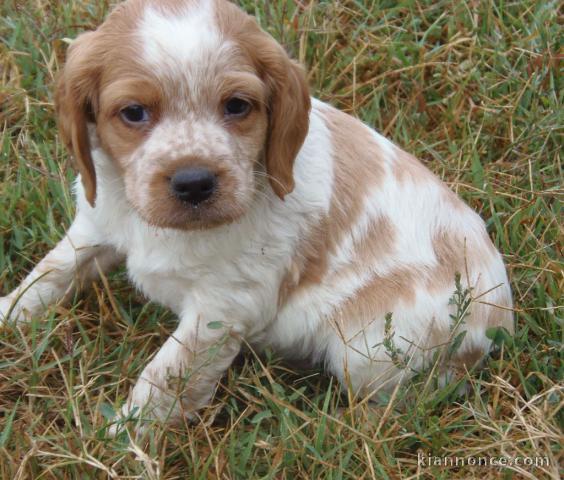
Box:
(170, 168, 217, 205)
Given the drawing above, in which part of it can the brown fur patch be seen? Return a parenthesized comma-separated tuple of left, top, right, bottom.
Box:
(348, 216, 396, 272)
(391, 148, 432, 184)
(335, 267, 417, 327)
(428, 231, 467, 293)
(324, 106, 387, 252)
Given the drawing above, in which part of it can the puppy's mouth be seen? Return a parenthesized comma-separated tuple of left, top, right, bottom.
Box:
(137, 191, 247, 231)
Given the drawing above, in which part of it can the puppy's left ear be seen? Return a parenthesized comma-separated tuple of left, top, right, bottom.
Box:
(260, 42, 311, 199)
(265, 55, 311, 199)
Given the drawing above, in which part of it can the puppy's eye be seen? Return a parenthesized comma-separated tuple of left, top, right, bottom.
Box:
(224, 97, 251, 118)
(120, 104, 150, 125)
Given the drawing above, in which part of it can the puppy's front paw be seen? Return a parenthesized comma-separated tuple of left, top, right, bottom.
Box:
(108, 370, 187, 436)
(0, 296, 29, 326)
(107, 402, 143, 437)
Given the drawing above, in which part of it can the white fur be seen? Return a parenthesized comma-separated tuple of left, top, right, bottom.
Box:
(141, 0, 221, 75)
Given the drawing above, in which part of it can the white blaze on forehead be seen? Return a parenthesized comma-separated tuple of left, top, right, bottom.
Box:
(140, 0, 221, 71)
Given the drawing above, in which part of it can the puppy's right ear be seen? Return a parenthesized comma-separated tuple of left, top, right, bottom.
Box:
(55, 32, 100, 207)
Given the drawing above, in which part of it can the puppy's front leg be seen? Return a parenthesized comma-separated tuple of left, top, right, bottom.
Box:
(0, 213, 122, 324)
(117, 313, 241, 428)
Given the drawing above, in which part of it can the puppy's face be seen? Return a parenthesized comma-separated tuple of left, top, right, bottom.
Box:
(56, 0, 310, 230)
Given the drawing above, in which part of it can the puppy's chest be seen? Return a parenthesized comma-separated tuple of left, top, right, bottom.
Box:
(124, 238, 195, 313)
(121, 228, 283, 317)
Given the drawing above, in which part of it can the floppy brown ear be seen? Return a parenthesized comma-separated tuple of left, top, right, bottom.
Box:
(55, 32, 100, 207)
(263, 52, 311, 199)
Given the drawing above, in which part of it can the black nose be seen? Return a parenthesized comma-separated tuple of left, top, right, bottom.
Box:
(170, 168, 217, 205)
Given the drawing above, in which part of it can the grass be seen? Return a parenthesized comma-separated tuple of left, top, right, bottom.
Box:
(0, 0, 562, 478)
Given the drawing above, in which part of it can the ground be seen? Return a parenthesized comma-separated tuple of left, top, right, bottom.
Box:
(0, 0, 561, 478)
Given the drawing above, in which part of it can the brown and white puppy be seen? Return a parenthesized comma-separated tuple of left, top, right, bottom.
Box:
(0, 0, 513, 427)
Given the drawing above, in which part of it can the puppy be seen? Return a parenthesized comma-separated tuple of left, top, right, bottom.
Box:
(0, 0, 513, 425)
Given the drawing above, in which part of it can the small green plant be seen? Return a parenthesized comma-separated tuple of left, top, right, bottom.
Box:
(446, 272, 473, 360)
(378, 312, 407, 369)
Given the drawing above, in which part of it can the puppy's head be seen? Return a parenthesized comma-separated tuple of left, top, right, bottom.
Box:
(56, 0, 310, 230)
